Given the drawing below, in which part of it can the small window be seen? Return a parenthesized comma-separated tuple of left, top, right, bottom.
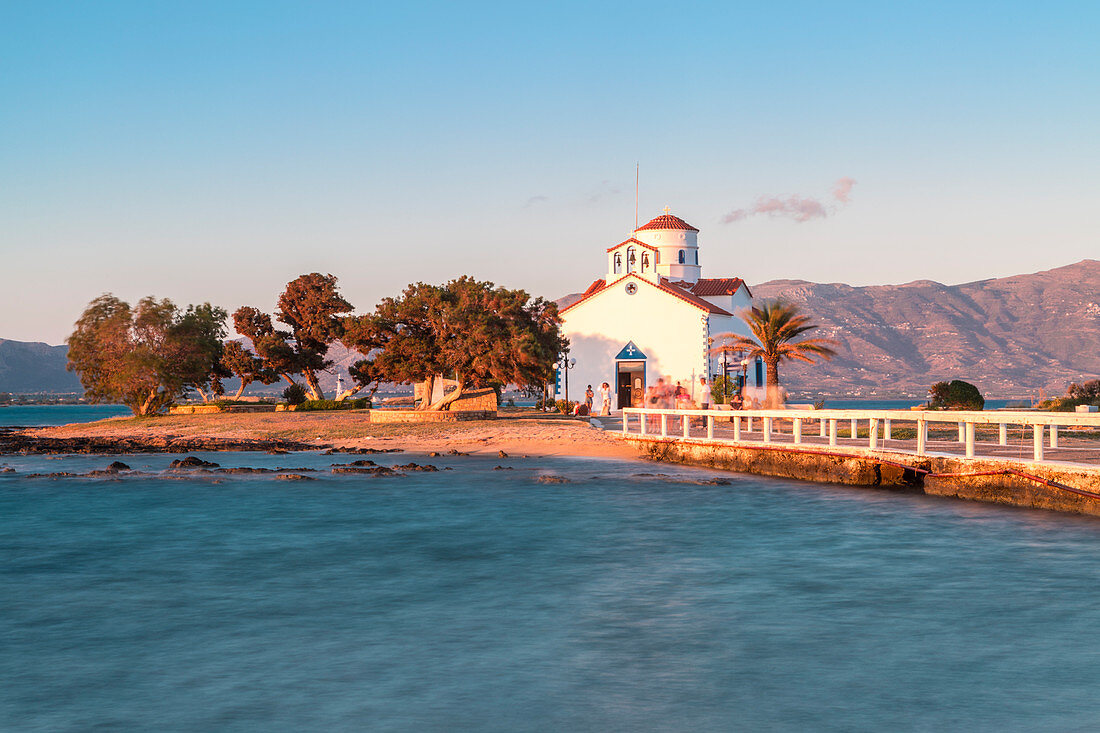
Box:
(678, 250, 685, 264)
(694, 250, 698, 265)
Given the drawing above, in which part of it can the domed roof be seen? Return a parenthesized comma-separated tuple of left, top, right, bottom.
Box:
(634, 212, 699, 233)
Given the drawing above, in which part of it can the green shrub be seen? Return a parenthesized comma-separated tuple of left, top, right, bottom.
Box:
(295, 398, 371, 412)
(928, 380, 984, 410)
(283, 383, 307, 405)
(556, 399, 577, 414)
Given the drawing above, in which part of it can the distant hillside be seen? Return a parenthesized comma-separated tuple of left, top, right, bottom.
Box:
(555, 260, 1100, 398)
(751, 260, 1100, 398)
(0, 339, 82, 393)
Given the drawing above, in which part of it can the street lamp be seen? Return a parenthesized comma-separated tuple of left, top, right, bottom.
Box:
(558, 349, 577, 404)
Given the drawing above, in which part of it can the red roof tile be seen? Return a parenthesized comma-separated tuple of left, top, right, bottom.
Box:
(605, 237, 659, 253)
(560, 275, 735, 317)
(634, 213, 699, 232)
(688, 278, 748, 296)
(657, 279, 732, 315)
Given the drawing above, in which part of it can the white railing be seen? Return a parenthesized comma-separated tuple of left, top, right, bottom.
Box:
(620, 407, 1100, 464)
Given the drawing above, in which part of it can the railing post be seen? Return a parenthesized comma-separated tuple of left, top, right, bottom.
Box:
(850, 418, 858, 439)
(793, 418, 802, 444)
(733, 416, 741, 441)
(682, 414, 690, 439)
(746, 416, 753, 433)
(958, 422, 965, 443)
(622, 411, 629, 434)
(999, 423, 1007, 446)
(707, 414, 714, 440)
(639, 411, 646, 437)
(884, 419, 891, 441)
(819, 418, 827, 437)
(965, 422, 975, 459)
(1033, 424, 1044, 461)
(829, 419, 838, 446)
(1049, 425, 1059, 449)
(763, 417, 772, 443)
(660, 414, 668, 438)
(916, 419, 926, 456)
(869, 418, 879, 449)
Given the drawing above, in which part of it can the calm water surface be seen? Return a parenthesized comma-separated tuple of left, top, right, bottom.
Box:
(0, 404, 131, 427)
(2, 451, 1100, 731)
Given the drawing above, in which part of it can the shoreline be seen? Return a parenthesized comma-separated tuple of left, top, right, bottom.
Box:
(1, 410, 639, 460)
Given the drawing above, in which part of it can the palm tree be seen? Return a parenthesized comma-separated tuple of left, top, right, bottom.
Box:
(713, 299, 837, 408)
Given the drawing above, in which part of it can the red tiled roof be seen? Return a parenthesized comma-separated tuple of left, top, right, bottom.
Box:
(605, 237, 659, 253)
(560, 274, 734, 317)
(582, 279, 605, 296)
(657, 278, 732, 315)
(688, 278, 748, 297)
(634, 213, 699, 232)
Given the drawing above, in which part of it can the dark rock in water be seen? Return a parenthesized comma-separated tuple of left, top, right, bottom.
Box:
(169, 456, 221, 469)
(107, 461, 131, 472)
(493, 466, 513, 471)
(213, 467, 274, 474)
(268, 448, 289, 455)
(535, 475, 570, 484)
(428, 451, 441, 457)
(329, 459, 377, 467)
(394, 463, 438, 472)
(497, 450, 508, 458)
(276, 473, 315, 481)
(328, 446, 404, 455)
(25, 472, 80, 479)
(0, 466, 14, 474)
(447, 449, 469, 456)
(331, 465, 402, 476)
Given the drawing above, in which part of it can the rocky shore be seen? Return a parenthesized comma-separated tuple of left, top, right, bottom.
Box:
(0, 428, 317, 455)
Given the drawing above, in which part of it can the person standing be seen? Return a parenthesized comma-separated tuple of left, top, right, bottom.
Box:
(699, 377, 712, 409)
(584, 385, 594, 413)
(598, 382, 611, 415)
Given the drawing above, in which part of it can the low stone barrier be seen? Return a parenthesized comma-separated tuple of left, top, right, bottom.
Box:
(369, 409, 496, 423)
(170, 404, 277, 415)
(627, 435, 1100, 517)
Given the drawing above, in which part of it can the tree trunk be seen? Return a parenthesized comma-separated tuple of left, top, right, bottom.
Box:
(195, 387, 211, 403)
(335, 385, 362, 402)
(232, 379, 249, 401)
(303, 369, 323, 401)
(139, 388, 158, 416)
(415, 375, 435, 411)
(764, 358, 782, 409)
(426, 380, 465, 411)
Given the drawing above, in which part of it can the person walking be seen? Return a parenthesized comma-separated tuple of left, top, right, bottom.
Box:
(584, 385, 594, 413)
(598, 382, 611, 416)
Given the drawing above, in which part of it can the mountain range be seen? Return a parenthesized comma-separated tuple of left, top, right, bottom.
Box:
(4, 260, 1098, 398)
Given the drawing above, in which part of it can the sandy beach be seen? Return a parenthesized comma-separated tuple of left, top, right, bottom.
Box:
(19, 408, 638, 459)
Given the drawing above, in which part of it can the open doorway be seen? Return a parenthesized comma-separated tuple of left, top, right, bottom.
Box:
(616, 360, 645, 409)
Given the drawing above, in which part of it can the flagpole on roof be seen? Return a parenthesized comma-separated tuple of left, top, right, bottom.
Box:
(634, 163, 639, 231)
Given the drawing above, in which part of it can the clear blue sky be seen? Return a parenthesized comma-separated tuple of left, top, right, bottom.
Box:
(2, 1, 1097, 343)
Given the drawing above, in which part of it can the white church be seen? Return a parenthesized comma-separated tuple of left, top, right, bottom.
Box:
(557, 210, 764, 410)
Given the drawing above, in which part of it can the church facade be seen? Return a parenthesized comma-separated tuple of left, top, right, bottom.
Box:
(557, 211, 762, 409)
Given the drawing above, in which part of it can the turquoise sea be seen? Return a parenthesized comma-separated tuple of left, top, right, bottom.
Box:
(0, 404, 131, 427)
(3, 450, 1100, 731)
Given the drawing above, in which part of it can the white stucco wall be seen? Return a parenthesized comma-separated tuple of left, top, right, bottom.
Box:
(558, 275, 711, 404)
(634, 228, 700, 283)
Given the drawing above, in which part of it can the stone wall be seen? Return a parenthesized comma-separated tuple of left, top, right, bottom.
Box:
(370, 409, 496, 423)
(625, 435, 1100, 517)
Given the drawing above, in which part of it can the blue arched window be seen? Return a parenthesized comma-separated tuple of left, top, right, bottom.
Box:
(678, 250, 685, 264)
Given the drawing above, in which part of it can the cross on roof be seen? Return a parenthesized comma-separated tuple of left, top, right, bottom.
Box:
(663, 206, 670, 214)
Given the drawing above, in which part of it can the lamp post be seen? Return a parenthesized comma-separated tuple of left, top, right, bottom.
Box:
(558, 349, 577, 405)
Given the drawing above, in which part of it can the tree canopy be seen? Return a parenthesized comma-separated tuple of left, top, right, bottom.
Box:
(233, 273, 352, 400)
(343, 277, 566, 410)
(928, 380, 985, 410)
(67, 295, 227, 415)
